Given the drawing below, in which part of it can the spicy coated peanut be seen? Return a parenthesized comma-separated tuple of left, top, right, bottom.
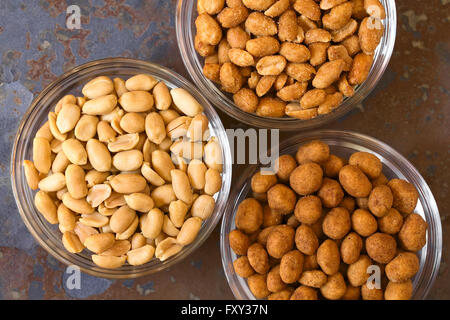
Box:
(24, 73, 224, 268)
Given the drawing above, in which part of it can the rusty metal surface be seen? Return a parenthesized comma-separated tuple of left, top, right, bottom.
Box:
(0, 0, 448, 299)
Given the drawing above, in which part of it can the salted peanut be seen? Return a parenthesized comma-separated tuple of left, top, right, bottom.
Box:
(378, 208, 403, 234)
(111, 150, 143, 172)
(123, 193, 154, 213)
(118, 113, 144, 134)
(151, 184, 177, 208)
(177, 217, 202, 246)
(297, 14, 318, 32)
(62, 138, 87, 166)
(107, 134, 139, 153)
(34, 191, 58, 224)
(388, 179, 419, 215)
(186, 114, 208, 143)
(171, 169, 194, 204)
(104, 192, 126, 209)
(279, 250, 304, 283)
(255, 75, 276, 97)
(61, 231, 84, 253)
(359, 16, 384, 54)
(246, 37, 280, 58)
(290, 163, 323, 197)
(285, 103, 318, 119)
(166, 116, 191, 140)
(300, 89, 326, 109)
(35, 122, 53, 141)
(245, 12, 277, 36)
(168, 200, 188, 228)
(191, 194, 215, 220)
(255, 97, 286, 118)
(23, 160, 41, 190)
(84, 140, 111, 172)
(125, 244, 155, 266)
(55, 95, 77, 113)
(265, 0, 289, 17)
(142, 140, 156, 163)
(266, 264, 287, 292)
(119, 90, 155, 113)
(198, 0, 225, 14)
(312, 60, 345, 89)
(64, 164, 86, 199)
(92, 255, 126, 268)
(84, 233, 115, 254)
(170, 88, 203, 117)
(318, 92, 344, 115)
(266, 225, 295, 259)
(99, 239, 131, 256)
(56, 103, 80, 134)
(364, 0, 386, 19)
(124, 74, 157, 92)
(37, 172, 66, 193)
(48, 112, 67, 141)
(74, 222, 98, 244)
(351, 208, 377, 237)
(399, 213, 427, 251)
(348, 52, 373, 85)
(140, 208, 164, 239)
(148, 150, 174, 182)
(155, 237, 183, 261)
(82, 95, 117, 116)
(285, 63, 316, 82)
(82, 76, 114, 99)
(74, 115, 99, 142)
(50, 139, 62, 154)
(79, 211, 109, 228)
(340, 37, 360, 59)
(77, 97, 87, 109)
(85, 170, 109, 188)
(331, 20, 358, 44)
(323, 2, 353, 30)
(117, 215, 138, 240)
(97, 120, 116, 143)
(109, 173, 146, 194)
(293, 0, 320, 20)
(323, 207, 351, 240)
(278, 10, 300, 42)
(273, 73, 288, 91)
(328, 45, 352, 71)
(130, 233, 146, 250)
(186, 159, 206, 191)
(109, 205, 136, 234)
(247, 72, 260, 90)
(86, 184, 111, 208)
(305, 28, 331, 45)
(140, 162, 165, 187)
(112, 77, 128, 98)
(386, 252, 419, 283)
(367, 185, 393, 218)
(242, 0, 275, 10)
(318, 178, 345, 208)
(33, 137, 52, 174)
(351, 0, 368, 18)
(247, 243, 270, 274)
(317, 239, 340, 275)
(203, 137, 223, 172)
(267, 184, 296, 215)
(62, 192, 94, 214)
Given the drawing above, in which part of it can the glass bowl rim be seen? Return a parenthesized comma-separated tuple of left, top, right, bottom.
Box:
(10, 57, 233, 279)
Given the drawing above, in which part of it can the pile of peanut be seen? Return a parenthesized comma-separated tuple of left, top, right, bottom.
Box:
(229, 140, 427, 300)
(23, 74, 223, 269)
(195, 0, 386, 119)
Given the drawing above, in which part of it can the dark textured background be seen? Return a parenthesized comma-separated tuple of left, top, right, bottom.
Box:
(0, 0, 448, 299)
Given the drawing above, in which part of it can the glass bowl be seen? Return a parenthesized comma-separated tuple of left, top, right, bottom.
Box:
(11, 58, 232, 279)
(220, 130, 441, 300)
(176, 0, 397, 130)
